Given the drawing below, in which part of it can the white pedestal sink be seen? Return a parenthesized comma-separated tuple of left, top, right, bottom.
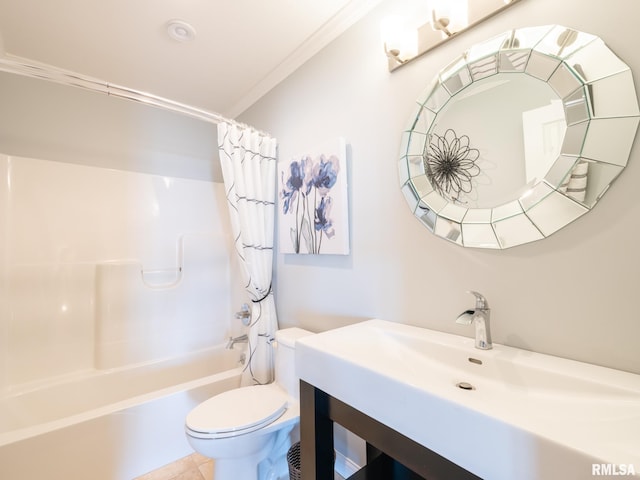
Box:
(296, 319, 640, 479)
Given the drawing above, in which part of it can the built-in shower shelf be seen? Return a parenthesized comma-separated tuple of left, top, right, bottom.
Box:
(94, 233, 230, 369)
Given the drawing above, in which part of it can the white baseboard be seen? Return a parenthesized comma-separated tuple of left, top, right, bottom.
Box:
(334, 449, 361, 479)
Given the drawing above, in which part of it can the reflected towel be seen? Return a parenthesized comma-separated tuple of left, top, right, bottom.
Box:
(559, 160, 588, 203)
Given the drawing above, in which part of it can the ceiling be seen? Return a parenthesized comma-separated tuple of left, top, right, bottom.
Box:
(0, 0, 381, 119)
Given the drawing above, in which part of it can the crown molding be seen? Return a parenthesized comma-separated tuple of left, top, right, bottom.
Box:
(227, 0, 384, 118)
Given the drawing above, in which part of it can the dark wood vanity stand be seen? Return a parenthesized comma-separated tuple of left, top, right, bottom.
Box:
(300, 381, 482, 480)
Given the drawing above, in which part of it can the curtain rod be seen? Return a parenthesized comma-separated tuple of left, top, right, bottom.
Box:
(0, 55, 270, 137)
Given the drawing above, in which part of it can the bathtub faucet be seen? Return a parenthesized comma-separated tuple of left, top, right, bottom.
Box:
(226, 334, 248, 349)
(235, 303, 251, 326)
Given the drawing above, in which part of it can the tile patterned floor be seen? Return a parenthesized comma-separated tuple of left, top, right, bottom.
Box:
(133, 452, 345, 480)
(133, 453, 213, 480)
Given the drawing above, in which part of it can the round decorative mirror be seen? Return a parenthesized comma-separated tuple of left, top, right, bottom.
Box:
(399, 25, 640, 249)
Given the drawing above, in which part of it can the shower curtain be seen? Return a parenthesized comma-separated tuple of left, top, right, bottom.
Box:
(218, 122, 278, 386)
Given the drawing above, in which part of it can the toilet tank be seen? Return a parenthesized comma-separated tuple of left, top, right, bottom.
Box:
(275, 327, 313, 400)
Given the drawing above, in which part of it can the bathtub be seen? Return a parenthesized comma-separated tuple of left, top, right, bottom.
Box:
(0, 345, 242, 480)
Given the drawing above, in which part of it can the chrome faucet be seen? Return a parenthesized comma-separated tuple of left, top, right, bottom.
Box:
(235, 304, 251, 326)
(226, 334, 248, 349)
(456, 291, 492, 350)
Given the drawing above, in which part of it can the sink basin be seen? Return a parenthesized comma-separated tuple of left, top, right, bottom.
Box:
(296, 319, 640, 479)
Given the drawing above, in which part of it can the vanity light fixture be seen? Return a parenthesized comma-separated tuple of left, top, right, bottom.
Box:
(381, 16, 419, 64)
(381, 0, 522, 71)
(166, 19, 197, 43)
(430, 0, 469, 38)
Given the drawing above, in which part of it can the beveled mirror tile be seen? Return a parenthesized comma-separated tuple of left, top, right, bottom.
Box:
(443, 67, 472, 96)
(399, 131, 411, 157)
(406, 131, 427, 157)
(499, 29, 520, 50)
(401, 182, 419, 211)
(579, 161, 623, 208)
(403, 105, 422, 132)
(498, 50, 530, 72)
(527, 190, 588, 236)
(563, 88, 590, 125)
(581, 117, 640, 166)
(468, 55, 498, 80)
(519, 181, 555, 211)
(439, 203, 467, 222)
(535, 26, 597, 59)
(424, 83, 451, 112)
(407, 154, 424, 178)
(533, 25, 572, 56)
(435, 217, 463, 244)
(557, 159, 589, 204)
(411, 174, 434, 199)
(565, 39, 630, 83)
(398, 156, 410, 186)
(549, 64, 583, 99)
(406, 132, 426, 160)
(411, 104, 438, 133)
(589, 71, 640, 118)
(440, 55, 469, 82)
(422, 191, 448, 212)
(417, 204, 437, 231)
(560, 122, 589, 156)
(463, 208, 492, 224)
(494, 213, 544, 248)
(557, 31, 598, 58)
(525, 51, 561, 81)
(461, 223, 500, 249)
(492, 201, 523, 222)
(507, 25, 554, 50)
(545, 155, 580, 189)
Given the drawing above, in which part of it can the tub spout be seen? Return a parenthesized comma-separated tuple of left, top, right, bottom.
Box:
(226, 334, 248, 349)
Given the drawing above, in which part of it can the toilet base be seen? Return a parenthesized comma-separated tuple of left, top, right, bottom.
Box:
(191, 423, 298, 480)
(258, 425, 298, 480)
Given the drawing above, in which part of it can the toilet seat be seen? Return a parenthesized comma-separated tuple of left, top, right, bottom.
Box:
(185, 384, 289, 439)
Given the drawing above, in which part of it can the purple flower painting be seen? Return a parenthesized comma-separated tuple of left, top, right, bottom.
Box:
(278, 138, 349, 255)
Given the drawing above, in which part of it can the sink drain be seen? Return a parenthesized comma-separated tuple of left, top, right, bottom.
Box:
(456, 382, 475, 390)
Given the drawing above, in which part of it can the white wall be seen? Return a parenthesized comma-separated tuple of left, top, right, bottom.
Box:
(240, 0, 640, 375)
(0, 72, 223, 182)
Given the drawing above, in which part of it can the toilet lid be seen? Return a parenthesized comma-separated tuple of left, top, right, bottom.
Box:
(186, 385, 288, 438)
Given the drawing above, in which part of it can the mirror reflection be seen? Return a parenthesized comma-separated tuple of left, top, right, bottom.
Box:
(399, 25, 640, 249)
(429, 73, 563, 208)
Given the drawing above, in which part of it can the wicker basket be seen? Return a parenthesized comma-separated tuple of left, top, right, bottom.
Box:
(286, 442, 302, 480)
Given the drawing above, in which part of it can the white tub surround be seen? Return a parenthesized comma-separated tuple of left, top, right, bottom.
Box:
(0, 152, 241, 479)
(0, 153, 233, 389)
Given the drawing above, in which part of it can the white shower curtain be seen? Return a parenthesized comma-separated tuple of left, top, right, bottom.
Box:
(218, 122, 278, 386)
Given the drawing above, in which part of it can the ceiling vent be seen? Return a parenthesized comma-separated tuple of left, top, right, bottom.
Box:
(166, 20, 196, 42)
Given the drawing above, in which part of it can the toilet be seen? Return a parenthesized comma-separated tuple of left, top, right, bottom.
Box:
(185, 327, 313, 480)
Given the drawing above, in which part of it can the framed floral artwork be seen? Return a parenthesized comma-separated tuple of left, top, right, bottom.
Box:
(278, 138, 349, 255)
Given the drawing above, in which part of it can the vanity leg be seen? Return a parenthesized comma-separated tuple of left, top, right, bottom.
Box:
(300, 380, 335, 480)
(366, 443, 383, 463)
